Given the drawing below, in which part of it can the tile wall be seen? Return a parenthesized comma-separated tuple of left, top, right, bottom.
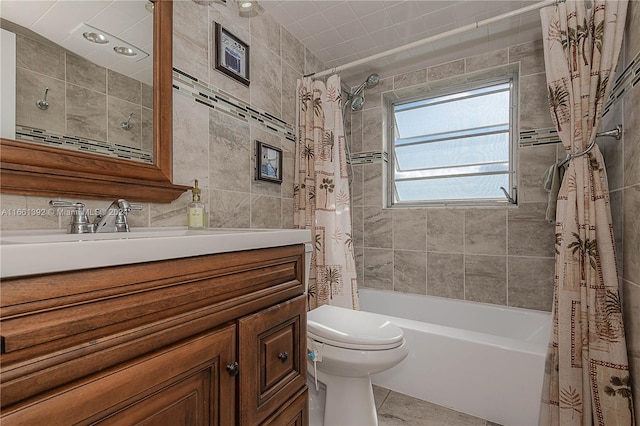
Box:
(616, 1, 640, 419)
(14, 33, 153, 161)
(348, 39, 558, 312)
(1, 0, 324, 231)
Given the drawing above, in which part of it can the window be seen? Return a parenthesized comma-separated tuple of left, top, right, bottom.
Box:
(387, 76, 518, 207)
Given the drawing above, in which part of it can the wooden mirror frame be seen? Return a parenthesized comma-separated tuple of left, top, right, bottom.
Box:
(0, 0, 188, 203)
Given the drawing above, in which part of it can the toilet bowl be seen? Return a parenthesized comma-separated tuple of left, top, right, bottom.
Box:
(307, 305, 408, 426)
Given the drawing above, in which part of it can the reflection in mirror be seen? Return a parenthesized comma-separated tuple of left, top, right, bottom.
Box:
(0, 0, 187, 203)
(1, 0, 154, 164)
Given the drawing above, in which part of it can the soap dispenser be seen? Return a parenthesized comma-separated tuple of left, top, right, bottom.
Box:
(187, 179, 206, 230)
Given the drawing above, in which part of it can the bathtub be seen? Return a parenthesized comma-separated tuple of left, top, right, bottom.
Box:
(359, 288, 551, 426)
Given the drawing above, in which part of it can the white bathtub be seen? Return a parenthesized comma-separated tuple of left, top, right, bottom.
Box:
(359, 288, 551, 426)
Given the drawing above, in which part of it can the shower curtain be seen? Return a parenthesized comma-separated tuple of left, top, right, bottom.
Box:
(539, 1, 634, 425)
(294, 75, 359, 311)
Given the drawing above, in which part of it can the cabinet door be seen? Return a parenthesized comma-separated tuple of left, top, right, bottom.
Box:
(239, 295, 307, 425)
(1, 325, 236, 426)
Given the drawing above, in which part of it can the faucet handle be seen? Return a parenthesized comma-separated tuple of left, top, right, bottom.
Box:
(49, 200, 95, 234)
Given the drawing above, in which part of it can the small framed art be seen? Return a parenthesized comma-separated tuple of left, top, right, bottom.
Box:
(214, 23, 250, 86)
(256, 141, 282, 184)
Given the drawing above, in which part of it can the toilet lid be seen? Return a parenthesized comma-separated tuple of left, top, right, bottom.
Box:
(307, 305, 404, 350)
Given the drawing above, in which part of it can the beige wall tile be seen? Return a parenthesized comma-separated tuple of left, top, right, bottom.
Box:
(509, 40, 544, 76)
(0, 194, 60, 230)
(363, 248, 393, 290)
(362, 107, 383, 152)
(107, 70, 141, 104)
(250, 12, 280, 56)
(208, 190, 251, 228)
(172, 94, 209, 187)
(16, 34, 64, 80)
(624, 84, 640, 187)
(623, 185, 640, 285)
(362, 163, 383, 207)
(519, 73, 554, 130)
(427, 252, 464, 300)
(508, 203, 555, 257)
(66, 84, 107, 141)
(107, 97, 142, 148)
(465, 255, 507, 305)
(465, 209, 507, 255)
(364, 206, 392, 248)
(66, 53, 106, 93)
(209, 111, 251, 192)
(393, 209, 426, 251)
(427, 209, 464, 253)
(249, 39, 282, 117)
(394, 250, 426, 294)
(518, 144, 558, 203)
(251, 194, 281, 228)
(281, 28, 305, 74)
(428, 59, 464, 81)
(508, 256, 554, 311)
(465, 49, 508, 74)
(15, 68, 65, 133)
(393, 69, 427, 90)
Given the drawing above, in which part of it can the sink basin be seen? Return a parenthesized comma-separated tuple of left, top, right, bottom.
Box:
(0, 227, 312, 278)
(1, 227, 256, 244)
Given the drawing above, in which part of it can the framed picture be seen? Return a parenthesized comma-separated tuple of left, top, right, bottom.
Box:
(214, 23, 250, 86)
(256, 141, 282, 184)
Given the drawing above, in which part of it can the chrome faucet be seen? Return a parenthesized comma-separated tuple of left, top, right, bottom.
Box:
(50, 199, 143, 234)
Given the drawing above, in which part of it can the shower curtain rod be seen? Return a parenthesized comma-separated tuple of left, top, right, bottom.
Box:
(306, 0, 561, 79)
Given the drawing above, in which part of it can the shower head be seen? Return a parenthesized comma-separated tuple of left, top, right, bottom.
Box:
(348, 73, 380, 111)
(352, 73, 380, 97)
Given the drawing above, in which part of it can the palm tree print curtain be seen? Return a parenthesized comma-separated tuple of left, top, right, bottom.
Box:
(294, 75, 359, 311)
(539, 1, 634, 425)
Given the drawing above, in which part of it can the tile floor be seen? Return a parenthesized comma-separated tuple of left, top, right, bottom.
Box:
(373, 386, 502, 426)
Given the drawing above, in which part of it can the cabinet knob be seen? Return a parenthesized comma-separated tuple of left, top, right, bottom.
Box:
(278, 352, 289, 363)
(226, 361, 239, 376)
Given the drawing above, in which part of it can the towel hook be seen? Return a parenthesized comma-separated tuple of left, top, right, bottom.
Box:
(36, 87, 50, 110)
(121, 113, 134, 130)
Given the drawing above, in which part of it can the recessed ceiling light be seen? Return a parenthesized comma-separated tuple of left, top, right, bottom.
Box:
(113, 46, 137, 57)
(145, 1, 154, 13)
(238, 1, 254, 11)
(83, 31, 109, 44)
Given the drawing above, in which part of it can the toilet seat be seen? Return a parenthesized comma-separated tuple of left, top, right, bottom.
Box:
(307, 305, 404, 350)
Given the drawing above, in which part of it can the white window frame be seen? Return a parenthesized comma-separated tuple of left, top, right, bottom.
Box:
(385, 72, 519, 208)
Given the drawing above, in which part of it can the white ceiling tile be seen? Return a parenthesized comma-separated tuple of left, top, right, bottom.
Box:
(357, 9, 395, 31)
(87, 3, 145, 36)
(331, 40, 357, 59)
(30, 0, 111, 44)
(393, 16, 428, 39)
(0, 1, 56, 29)
(384, 1, 423, 25)
(118, 14, 152, 49)
(311, 28, 345, 48)
(368, 25, 400, 46)
(348, 34, 377, 52)
(296, 12, 333, 35)
(321, 3, 357, 27)
(413, 1, 454, 15)
(276, 1, 320, 20)
(421, 6, 456, 32)
(334, 20, 367, 41)
(348, 1, 386, 16)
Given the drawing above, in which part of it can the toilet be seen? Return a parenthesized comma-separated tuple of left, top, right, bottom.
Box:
(306, 305, 408, 425)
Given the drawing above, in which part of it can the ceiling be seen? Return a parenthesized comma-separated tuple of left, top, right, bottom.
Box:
(1, 0, 153, 85)
(260, 0, 544, 85)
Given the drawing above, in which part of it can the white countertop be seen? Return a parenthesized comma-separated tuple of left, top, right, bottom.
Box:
(0, 227, 312, 278)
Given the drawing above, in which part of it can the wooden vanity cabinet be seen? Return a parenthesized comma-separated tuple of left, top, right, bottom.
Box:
(0, 245, 308, 425)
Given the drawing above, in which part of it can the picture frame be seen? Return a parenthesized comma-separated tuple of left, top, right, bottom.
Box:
(214, 23, 250, 86)
(256, 141, 282, 184)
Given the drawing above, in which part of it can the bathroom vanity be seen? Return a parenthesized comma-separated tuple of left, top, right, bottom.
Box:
(0, 228, 311, 425)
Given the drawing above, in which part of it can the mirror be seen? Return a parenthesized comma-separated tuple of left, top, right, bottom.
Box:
(0, 0, 187, 203)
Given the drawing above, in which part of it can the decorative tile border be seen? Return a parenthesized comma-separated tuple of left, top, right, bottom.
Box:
(603, 48, 640, 117)
(172, 68, 295, 142)
(15, 125, 153, 163)
(519, 127, 560, 147)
